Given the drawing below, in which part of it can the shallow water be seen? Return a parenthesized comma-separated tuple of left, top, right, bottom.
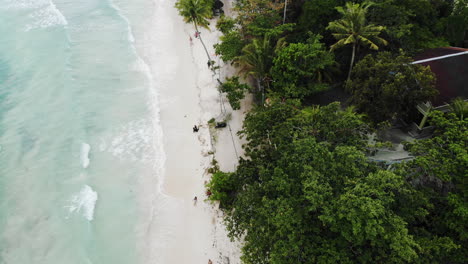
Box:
(0, 0, 164, 263)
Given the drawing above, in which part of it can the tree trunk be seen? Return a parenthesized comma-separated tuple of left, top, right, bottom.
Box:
(347, 43, 356, 81)
(193, 22, 212, 63)
(283, 0, 288, 24)
(256, 78, 264, 105)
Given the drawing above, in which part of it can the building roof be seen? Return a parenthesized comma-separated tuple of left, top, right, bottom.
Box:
(412, 47, 468, 107)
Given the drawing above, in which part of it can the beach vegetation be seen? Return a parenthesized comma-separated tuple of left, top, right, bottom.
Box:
(220, 76, 250, 110)
(216, 15, 236, 34)
(270, 34, 335, 99)
(214, 30, 245, 62)
(346, 52, 437, 124)
(210, 100, 468, 262)
(327, 1, 388, 80)
(235, 34, 286, 104)
(191, 0, 468, 262)
(175, 0, 214, 62)
(449, 98, 468, 120)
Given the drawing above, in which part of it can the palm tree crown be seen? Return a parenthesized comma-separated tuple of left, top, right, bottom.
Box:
(175, 0, 212, 30)
(235, 35, 285, 103)
(327, 2, 387, 80)
(175, 0, 214, 65)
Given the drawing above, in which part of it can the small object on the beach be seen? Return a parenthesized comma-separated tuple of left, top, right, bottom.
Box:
(208, 259, 213, 264)
(194, 31, 199, 38)
(207, 60, 211, 68)
(193, 196, 198, 205)
(206, 189, 212, 197)
(215, 122, 226, 128)
(193, 125, 199, 132)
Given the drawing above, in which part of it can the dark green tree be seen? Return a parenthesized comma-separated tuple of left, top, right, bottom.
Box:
(235, 35, 285, 103)
(219, 76, 250, 110)
(327, 2, 388, 80)
(214, 30, 245, 62)
(400, 111, 468, 262)
(234, 0, 283, 37)
(346, 52, 437, 124)
(270, 35, 335, 99)
(297, 0, 345, 36)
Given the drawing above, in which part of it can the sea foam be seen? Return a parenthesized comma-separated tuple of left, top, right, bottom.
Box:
(81, 143, 90, 168)
(25, 1, 68, 31)
(67, 185, 98, 221)
(3, 0, 69, 31)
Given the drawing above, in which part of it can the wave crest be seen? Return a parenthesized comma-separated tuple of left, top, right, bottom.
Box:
(66, 185, 98, 221)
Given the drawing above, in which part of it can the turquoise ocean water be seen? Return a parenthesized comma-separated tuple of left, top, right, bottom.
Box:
(0, 0, 164, 263)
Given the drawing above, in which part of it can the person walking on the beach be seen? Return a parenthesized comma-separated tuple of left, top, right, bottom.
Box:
(189, 36, 193, 45)
(193, 196, 198, 205)
(208, 259, 213, 264)
(193, 125, 199, 132)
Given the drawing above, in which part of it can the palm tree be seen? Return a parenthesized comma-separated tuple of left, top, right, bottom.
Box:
(235, 35, 285, 104)
(449, 98, 468, 120)
(175, 0, 213, 62)
(327, 2, 387, 80)
(283, 0, 288, 24)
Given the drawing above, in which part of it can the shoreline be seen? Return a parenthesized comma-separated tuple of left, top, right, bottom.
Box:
(140, 0, 243, 263)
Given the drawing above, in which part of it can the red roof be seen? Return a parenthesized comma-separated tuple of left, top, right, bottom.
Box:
(413, 47, 468, 106)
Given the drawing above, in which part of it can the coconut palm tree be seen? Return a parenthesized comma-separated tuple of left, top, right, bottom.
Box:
(175, 0, 213, 62)
(327, 2, 387, 80)
(235, 35, 285, 104)
(283, 0, 288, 24)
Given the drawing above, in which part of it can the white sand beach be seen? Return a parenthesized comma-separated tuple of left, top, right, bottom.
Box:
(138, 0, 244, 263)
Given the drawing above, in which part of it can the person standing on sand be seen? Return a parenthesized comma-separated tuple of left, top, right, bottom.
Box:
(193, 196, 197, 205)
(208, 259, 213, 264)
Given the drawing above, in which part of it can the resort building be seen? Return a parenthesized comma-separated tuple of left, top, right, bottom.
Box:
(410, 47, 468, 136)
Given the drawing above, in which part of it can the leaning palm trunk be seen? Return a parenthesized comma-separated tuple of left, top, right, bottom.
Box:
(256, 78, 264, 105)
(283, 0, 287, 24)
(193, 22, 212, 63)
(347, 42, 356, 81)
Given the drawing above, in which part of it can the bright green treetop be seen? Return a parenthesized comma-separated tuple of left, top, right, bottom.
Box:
(270, 35, 335, 99)
(327, 2, 387, 80)
(175, 0, 212, 30)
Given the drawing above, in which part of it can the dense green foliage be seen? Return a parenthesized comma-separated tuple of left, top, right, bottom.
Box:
(214, 30, 245, 62)
(270, 35, 335, 99)
(346, 52, 437, 123)
(199, 0, 468, 263)
(209, 103, 467, 263)
(219, 77, 250, 110)
(327, 2, 387, 80)
(399, 111, 468, 263)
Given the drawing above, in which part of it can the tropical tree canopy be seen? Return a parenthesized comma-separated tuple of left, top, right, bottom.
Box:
(346, 52, 437, 124)
(205, 1, 468, 263)
(271, 34, 335, 99)
(327, 1, 387, 79)
(327, 2, 387, 51)
(175, 0, 212, 29)
(235, 34, 285, 103)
